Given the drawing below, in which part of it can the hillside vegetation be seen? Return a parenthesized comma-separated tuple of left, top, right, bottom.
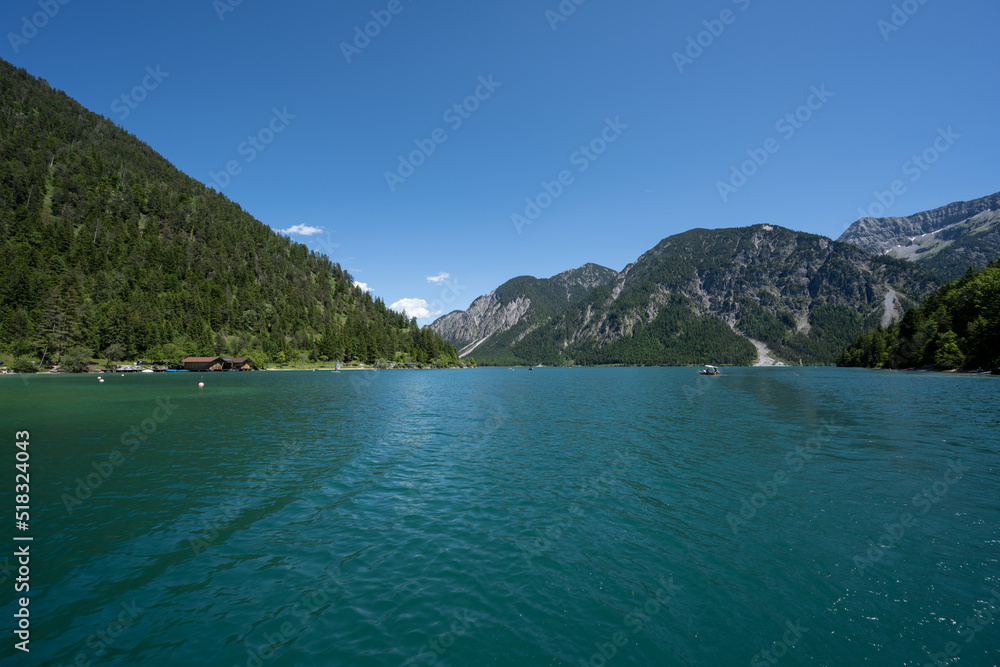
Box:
(0, 58, 457, 370)
(838, 261, 1000, 371)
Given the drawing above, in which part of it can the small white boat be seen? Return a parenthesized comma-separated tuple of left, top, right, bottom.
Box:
(699, 365, 721, 376)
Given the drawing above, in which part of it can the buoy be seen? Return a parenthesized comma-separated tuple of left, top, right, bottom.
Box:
(198, 382, 204, 387)
(99, 378, 104, 383)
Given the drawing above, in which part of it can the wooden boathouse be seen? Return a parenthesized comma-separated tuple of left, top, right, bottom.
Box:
(181, 356, 255, 371)
(182, 357, 224, 371)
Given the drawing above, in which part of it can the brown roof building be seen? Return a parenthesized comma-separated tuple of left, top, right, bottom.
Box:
(182, 357, 224, 371)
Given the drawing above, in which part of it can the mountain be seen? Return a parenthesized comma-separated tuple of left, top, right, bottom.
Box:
(433, 225, 941, 366)
(0, 58, 457, 368)
(837, 192, 1000, 280)
(839, 260, 999, 371)
(434, 263, 618, 358)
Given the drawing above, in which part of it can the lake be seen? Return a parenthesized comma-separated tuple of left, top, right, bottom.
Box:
(1, 367, 998, 666)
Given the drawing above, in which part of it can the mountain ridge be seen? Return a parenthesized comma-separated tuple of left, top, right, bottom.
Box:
(433, 223, 945, 366)
(837, 191, 1000, 279)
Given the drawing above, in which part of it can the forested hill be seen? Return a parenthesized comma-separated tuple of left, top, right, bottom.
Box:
(838, 261, 1000, 371)
(0, 58, 457, 368)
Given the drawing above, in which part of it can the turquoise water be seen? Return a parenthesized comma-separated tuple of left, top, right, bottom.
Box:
(1, 367, 999, 666)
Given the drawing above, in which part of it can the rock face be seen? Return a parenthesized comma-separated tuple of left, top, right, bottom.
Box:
(838, 192, 1000, 279)
(431, 263, 618, 356)
(433, 293, 533, 355)
(886, 209, 1000, 280)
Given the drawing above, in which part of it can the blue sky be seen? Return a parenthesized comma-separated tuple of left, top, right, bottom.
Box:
(4, 0, 998, 323)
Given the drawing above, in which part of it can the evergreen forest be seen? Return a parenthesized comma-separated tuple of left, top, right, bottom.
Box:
(0, 59, 458, 371)
(838, 261, 1000, 371)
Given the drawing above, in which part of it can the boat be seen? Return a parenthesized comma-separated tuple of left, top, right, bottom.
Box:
(699, 365, 721, 375)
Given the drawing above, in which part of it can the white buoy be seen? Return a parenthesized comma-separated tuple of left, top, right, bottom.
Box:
(99, 378, 104, 383)
(198, 382, 204, 388)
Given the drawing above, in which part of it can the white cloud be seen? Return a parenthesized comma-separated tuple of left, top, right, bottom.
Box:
(279, 224, 324, 236)
(389, 298, 441, 320)
(354, 281, 372, 293)
(426, 272, 451, 284)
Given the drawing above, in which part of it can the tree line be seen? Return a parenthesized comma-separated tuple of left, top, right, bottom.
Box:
(838, 261, 999, 371)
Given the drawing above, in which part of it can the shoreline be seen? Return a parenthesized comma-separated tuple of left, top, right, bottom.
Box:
(1, 364, 993, 376)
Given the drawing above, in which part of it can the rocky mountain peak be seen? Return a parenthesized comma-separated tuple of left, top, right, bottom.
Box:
(838, 191, 1000, 255)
